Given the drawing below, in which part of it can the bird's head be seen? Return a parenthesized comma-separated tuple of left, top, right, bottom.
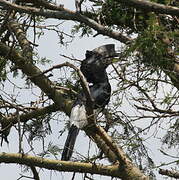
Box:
(81, 44, 118, 83)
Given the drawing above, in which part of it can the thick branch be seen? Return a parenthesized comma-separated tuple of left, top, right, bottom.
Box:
(8, 20, 33, 60)
(0, 0, 132, 43)
(15, 0, 179, 16)
(159, 169, 179, 179)
(0, 152, 123, 178)
(117, 0, 179, 16)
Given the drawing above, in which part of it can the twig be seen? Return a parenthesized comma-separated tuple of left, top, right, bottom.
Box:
(30, 166, 40, 180)
(60, 54, 82, 62)
(160, 149, 179, 159)
(17, 108, 23, 153)
(155, 160, 179, 168)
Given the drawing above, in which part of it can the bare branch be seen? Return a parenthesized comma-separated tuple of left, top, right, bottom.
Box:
(135, 105, 179, 115)
(84, 124, 149, 180)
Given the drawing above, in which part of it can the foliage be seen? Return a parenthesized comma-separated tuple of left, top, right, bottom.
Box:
(162, 120, 179, 148)
(101, 0, 149, 33)
(72, 23, 93, 37)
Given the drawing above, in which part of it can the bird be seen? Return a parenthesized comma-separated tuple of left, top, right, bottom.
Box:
(61, 79, 111, 161)
(80, 44, 116, 84)
(61, 44, 115, 161)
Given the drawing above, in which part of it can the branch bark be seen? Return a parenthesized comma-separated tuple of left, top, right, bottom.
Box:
(8, 20, 33, 60)
(0, 152, 124, 178)
(85, 125, 149, 180)
(159, 168, 179, 179)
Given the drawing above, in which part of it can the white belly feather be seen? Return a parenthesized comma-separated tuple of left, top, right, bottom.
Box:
(70, 104, 88, 129)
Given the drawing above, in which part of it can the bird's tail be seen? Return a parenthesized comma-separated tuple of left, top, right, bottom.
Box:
(61, 125, 79, 161)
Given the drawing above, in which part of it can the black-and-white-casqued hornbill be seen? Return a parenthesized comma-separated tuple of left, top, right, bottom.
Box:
(61, 44, 116, 161)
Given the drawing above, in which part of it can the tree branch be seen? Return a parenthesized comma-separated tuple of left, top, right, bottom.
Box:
(84, 124, 148, 179)
(117, 0, 179, 16)
(159, 168, 179, 179)
(0, 0, 132, 43)
(135, 105, 179, 115)
(0, 104, 60, 130)
(8, 20, 33, 60)
(30, 166, 40, 180)
(0, 152, 124, 178)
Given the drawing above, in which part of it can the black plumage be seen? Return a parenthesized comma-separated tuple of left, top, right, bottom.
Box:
(61, 81, 111, 161)
(81, 51, 107, 84)
(61, 125, 79, 161)
(61, 44, 115, 161)
(80, 44, 116, 84)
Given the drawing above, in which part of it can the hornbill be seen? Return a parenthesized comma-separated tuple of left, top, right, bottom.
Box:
(81, 44, 116, 84)
(61, 44, 115, 161)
